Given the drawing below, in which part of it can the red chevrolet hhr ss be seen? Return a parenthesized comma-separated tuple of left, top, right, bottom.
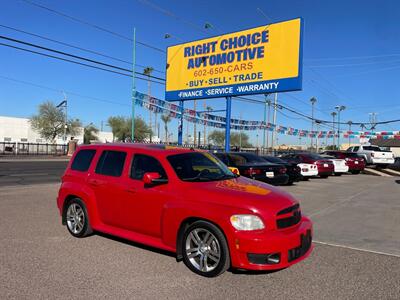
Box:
(57, 144, 313, 277)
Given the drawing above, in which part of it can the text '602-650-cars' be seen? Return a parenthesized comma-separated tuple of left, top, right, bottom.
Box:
(57, 144, 313, 277)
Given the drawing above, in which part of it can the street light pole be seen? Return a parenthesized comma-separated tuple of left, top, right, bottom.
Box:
(271, 93, 278, 151)
(331, 112, 337, 148)
(310, 97, 317, 151)
(335, 105, 346, 149)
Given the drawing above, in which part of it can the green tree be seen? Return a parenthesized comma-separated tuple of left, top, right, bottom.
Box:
(107, 116, 152, 142)
(208, 130, 253, 147)
(161, 113, 171, 144)
(208, 130, 225, 146)
(83, 124, 99, 144)
(30, 101, 81, 142)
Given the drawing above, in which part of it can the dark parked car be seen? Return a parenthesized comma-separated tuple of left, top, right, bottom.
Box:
(280, 153, 334, 178)
(214, 152, 289, 185)
(261, 156, 302, 185)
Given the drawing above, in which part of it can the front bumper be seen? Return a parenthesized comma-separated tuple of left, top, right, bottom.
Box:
(229, 217, 313, 270)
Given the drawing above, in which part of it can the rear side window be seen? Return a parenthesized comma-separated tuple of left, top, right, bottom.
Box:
(71, 149, 96, 172)
(95, 150, 127, 177)
(214, 153, 229, 165)
(131, 154, 167, 180)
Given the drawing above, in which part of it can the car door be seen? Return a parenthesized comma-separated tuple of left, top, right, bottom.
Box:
(119, 153, 170, 237)
(88, 149, 129, 228)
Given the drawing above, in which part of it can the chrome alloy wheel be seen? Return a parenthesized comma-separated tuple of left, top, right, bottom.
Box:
(66, 203, 85, 235)
(185, 228, 221, 272)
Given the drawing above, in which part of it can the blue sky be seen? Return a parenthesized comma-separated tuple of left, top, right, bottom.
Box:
(1, 0, 400, 145)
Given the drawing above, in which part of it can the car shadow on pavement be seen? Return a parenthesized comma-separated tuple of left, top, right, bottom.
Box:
(95, 232, 176, 258)
(230, 268, 283, 276)
(395, 180, 400, 184)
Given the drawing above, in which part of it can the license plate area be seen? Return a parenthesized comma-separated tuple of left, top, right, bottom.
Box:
(266, 172, 274, 178)
(288, 230, 312, 262)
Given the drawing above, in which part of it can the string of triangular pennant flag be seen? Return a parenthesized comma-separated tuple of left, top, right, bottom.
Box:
(134, 91, 400, 139)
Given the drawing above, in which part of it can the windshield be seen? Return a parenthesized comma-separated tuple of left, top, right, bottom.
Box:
(229, 153, 267, 165)
(167, 152, 235, 182)
(263, 156, 285, 164)
(306, 153, 325, 160)
(363, 146, 384, 151)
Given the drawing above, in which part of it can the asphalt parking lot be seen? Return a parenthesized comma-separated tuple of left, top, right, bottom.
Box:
(0, 170, 399, 299)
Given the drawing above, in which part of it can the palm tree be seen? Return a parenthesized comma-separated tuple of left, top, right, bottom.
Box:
(83, 124, 99, 144)
(143, 66, 154, 142)
(161, 114, 172, 144)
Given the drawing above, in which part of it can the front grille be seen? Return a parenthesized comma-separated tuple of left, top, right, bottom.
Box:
(276, 204, 301, 229)
(288, 230, 312, 262)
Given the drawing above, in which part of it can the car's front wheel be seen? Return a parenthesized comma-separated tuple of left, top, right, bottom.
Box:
(182, 221, 230, 277)
(65, 198, 92, 238)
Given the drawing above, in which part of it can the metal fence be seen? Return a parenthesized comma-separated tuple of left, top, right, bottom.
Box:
(0, 142, 68, 156)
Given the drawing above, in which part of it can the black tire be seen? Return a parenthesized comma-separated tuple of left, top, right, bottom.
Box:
(64, 198, 93, 238)
(181, 220, 230, 277)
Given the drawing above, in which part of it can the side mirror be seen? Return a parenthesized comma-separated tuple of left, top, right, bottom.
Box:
(143, 172, 168, 185)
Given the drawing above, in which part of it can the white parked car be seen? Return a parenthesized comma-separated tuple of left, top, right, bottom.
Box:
(321, 155, 349, 175)
(297, 163, 318, 179)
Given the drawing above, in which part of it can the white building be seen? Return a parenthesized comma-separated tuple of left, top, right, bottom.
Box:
(0, 116, 113, 144)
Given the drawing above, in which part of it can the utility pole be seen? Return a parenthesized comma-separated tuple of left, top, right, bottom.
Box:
(347, 121, 353, 147)
(335, 105, 346, 149)
(331, 111, 337, 148)
(266, 98, 271, 153)
(262, 94, 269, 153)
(63, 92, 67, 142)
(203, 102, 206, 146)
(369, 113, 378, 133)
(239, 112, 242, 149)
(271, 93, 278, 151)
(310, 97, 317, 151)
(193, 100, 197, 145)
(131, 28, 136, 142)
(316, 121, 320, 152)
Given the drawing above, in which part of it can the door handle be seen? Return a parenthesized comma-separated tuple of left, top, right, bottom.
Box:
(88, 179, 101, 186)
(125, 187, 136, 193)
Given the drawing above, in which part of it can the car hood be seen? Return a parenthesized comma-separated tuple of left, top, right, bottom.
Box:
(180, 176, 297, 215)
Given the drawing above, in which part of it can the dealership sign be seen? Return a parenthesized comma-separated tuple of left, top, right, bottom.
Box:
(165, 18, 303, 101)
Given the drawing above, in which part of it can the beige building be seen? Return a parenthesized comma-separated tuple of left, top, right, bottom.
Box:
(0, 116, 113, 144)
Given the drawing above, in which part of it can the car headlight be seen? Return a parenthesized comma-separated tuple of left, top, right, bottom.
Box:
(230, 214, 265, 231)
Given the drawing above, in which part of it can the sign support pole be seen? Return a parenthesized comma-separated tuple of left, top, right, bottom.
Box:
(131, 27, 136, 142)
(225, 96, 232, 152)
(178, 100, 184, 145)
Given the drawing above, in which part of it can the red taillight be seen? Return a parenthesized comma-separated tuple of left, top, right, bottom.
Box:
(243, 168, 262, 176)
(279, 167, 287, 174)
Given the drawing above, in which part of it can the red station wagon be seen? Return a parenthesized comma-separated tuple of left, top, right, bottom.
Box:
(57, 144, 313, 277)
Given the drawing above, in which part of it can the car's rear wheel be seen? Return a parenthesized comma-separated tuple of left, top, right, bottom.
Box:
(65, 198, 92, 238)
(182, 221, 230, 277)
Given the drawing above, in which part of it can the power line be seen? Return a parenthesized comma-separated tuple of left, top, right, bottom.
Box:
(136, 0, 209, 35)
(0, 24, 165, 74)
(0, 42, 165, 85)
(19, 0, 165, 53)
(0, 35, 166, 82)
